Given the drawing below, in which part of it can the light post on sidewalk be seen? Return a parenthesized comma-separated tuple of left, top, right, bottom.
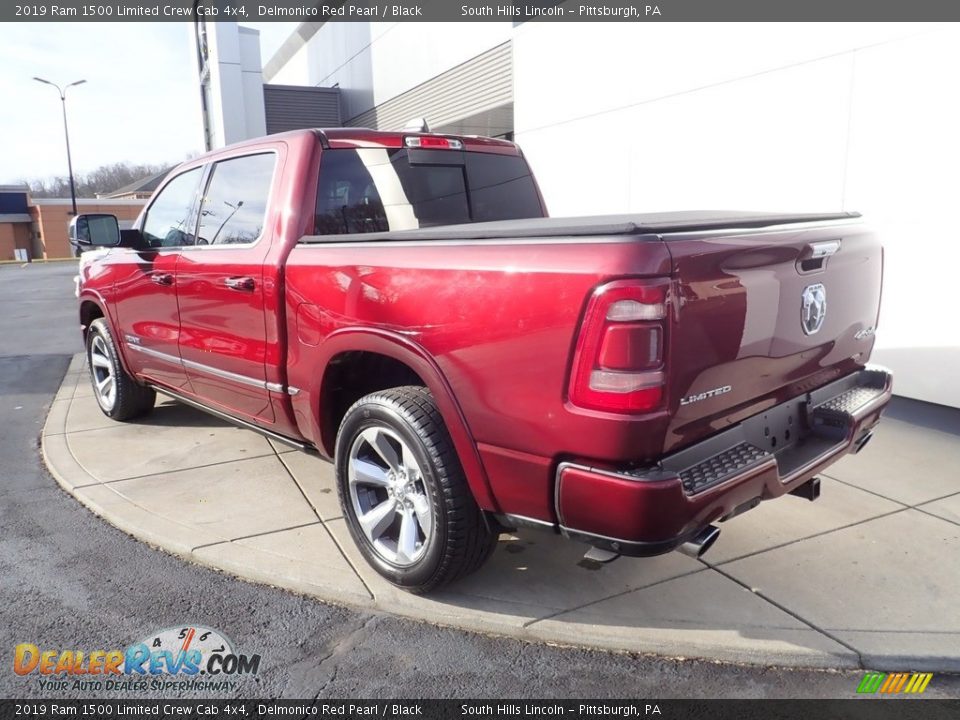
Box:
(33, 77, 86, 216)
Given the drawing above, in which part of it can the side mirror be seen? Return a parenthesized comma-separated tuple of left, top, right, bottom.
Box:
(69, 213, 121, 251)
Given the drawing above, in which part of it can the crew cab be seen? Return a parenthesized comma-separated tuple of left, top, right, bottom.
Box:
(72, 128, 892, 593)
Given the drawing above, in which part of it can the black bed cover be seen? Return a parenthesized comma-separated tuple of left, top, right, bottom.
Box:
(300, 210, 861, 244)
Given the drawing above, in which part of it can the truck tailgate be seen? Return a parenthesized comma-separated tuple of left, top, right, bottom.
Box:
(662, 217, 882, 454)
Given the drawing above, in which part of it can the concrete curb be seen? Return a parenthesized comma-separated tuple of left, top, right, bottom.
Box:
(42, 358, 960, 671)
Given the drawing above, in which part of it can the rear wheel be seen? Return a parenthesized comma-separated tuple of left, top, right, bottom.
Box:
(335, 386, 498, 593)
(86, 318, 155, 421)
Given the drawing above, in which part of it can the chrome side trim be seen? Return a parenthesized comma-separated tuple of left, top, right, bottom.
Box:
(127, 343, 283, 393)
(127, 343, 178, 362)
(287, 386, 301, 396)
(181, 356, 267, 390)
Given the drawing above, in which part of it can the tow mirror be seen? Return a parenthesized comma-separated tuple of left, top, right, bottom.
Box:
(69, 213, 121, 252)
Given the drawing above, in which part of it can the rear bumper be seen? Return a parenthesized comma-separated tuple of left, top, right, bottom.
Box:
(552, 365, 892, 557)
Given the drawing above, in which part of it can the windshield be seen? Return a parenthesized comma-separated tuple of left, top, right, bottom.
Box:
(314, 147, 543, 235)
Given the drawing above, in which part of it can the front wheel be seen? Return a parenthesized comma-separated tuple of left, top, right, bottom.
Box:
(86, 318, 156, 421)
(335, 386, 498, 593)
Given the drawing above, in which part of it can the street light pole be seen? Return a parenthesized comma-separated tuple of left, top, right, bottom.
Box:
(33, 77, 86, 216)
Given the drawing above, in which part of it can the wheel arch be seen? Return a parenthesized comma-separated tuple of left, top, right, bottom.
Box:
(78, 292, 135, 379)
(305, 329, 500, 513)
(79, 297, 105, 343)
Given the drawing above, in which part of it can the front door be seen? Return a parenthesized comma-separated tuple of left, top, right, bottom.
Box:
(113, 166, 204, 391)
(175, 151, 278, 423)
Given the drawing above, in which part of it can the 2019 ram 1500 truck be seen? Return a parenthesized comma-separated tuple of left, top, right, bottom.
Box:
(72, 128, 892, 593)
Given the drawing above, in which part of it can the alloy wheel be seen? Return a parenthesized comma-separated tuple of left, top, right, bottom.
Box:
(347, 426, 434, 567)
(89, 334, 117, 411)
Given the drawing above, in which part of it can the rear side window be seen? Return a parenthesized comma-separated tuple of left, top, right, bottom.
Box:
(467, 153, 542, 223)
(196, 153, 276, 246)
(314, 148, 542, 235)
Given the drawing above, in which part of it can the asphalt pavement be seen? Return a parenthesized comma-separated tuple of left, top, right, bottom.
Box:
(1, 261, 956, 700)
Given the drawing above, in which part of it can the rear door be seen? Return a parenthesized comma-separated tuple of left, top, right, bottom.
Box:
(662, 219, 883, 453)
(175, 151, 279, 422)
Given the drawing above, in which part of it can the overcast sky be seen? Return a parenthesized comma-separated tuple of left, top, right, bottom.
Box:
(0, 22, 296, 185)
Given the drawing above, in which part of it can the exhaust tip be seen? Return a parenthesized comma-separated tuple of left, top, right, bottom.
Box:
(853, 430, 874, 454)
(677, 525, 721, 559)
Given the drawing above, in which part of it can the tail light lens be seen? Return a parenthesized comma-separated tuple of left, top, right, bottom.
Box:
(568, 279, 669, 413)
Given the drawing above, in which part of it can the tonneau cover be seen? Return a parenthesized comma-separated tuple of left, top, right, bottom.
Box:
(299, 210, 861, 244)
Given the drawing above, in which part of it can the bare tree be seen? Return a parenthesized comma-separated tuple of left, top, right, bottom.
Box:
(20, 161, 174, 198)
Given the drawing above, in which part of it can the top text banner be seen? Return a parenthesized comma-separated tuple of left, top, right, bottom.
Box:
(6, 0, 960, 22)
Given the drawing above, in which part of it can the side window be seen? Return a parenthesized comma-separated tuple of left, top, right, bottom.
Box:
(196, 153, 275, 245)
(465, 154, 542, 222)
(315, 149, 390, 234)
(141, 168, 203, 248)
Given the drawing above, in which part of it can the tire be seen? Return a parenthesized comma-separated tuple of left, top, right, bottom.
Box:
(86, 318, 156, 421)
(335, 386, 499, 593)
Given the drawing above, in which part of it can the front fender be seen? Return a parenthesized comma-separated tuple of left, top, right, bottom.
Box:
(77, 289, 136, 380)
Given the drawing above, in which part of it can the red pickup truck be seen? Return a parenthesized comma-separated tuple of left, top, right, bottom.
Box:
(73, 128, 891, 593)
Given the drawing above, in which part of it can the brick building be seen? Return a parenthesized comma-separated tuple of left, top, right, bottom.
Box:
(29, 199, 145, 259)
(0, 186, 145, 262)
(0, 185, 33, 261)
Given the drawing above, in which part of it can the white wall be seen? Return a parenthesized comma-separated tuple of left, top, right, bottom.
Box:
(194, 23, 266, 149)
(514, 23, 960, 409)
(268, 22, 512, 122)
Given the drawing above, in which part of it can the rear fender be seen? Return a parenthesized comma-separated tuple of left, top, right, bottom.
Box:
(301, 328, 500, 512)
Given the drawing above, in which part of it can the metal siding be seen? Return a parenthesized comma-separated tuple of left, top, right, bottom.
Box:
(347, 42, 513, 132)
(263, 85, 342, 134)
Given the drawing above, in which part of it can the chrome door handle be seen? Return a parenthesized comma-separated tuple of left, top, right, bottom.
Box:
(151, 273, 173, 286)
(223, 276, 255, 291)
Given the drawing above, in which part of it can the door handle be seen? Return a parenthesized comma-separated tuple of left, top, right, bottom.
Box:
(223, 276, 255, 291)
(151, 273, 174, 286)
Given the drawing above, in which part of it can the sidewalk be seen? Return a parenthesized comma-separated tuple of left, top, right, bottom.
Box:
(43, 354, 960, 670)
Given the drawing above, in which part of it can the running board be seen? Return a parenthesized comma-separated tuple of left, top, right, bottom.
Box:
(151, 386, 316, 453)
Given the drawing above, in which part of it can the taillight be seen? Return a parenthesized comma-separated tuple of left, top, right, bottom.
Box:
(404, 136, 463, 150)
(568, 279, 669, 413)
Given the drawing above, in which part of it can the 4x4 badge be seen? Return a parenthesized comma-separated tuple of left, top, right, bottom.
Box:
(801, 283, 826, 335)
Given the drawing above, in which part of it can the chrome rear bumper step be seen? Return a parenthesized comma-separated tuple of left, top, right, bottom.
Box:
(677, 442, 771, 495)
(661, 366, 891, 496)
